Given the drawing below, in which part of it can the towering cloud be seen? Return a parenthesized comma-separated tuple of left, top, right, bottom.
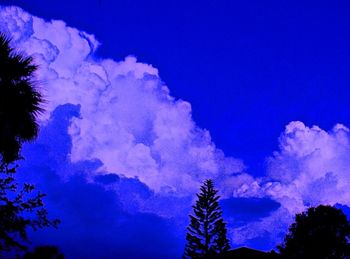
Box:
(0, 6, 244, 194)
(0, 5, 248, 257)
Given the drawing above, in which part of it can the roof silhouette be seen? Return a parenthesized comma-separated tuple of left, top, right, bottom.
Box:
(217, 247, 281, 259)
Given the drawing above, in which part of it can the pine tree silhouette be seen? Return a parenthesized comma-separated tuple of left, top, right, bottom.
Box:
(213, 219, 230, 254)
(184, 179, 230, 259)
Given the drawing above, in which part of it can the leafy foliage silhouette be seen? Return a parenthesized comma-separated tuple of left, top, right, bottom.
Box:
(0, 33, 59, 254)
(0, 163, 59, 253)
(184, 179, 230, 259)
(278, 205, 350, 259)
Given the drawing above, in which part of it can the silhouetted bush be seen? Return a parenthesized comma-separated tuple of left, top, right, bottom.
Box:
(278, 205, 350, 259)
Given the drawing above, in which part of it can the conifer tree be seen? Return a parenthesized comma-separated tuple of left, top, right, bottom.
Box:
(183, 179, 230, 259)
(213, 219, 230, 254)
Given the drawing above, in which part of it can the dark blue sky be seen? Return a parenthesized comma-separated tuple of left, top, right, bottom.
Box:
(4, 0, 350, 174)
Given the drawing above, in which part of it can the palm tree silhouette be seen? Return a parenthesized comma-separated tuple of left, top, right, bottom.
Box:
(0, 34, 59, 253)
(0, 33, 44, 164)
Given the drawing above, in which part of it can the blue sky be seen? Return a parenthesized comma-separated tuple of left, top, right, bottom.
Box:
(5, 0, 350, 173)
(2, 1, 350, 258)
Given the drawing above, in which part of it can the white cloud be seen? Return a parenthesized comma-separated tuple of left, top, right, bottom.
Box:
(0, 6, 244, 194)
(268, 121, 350, 208)
(232, 121, 350, 246)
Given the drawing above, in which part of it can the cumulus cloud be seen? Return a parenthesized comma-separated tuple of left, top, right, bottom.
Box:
(0, 5, 250, 257)
(17, 104, 184, 258)
(267, 121, 350, 208)
(0, 5, 244, 194)
(232, 121, 350, 247)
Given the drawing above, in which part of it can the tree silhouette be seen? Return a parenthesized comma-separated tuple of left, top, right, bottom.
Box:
(212, 219, 230, 255)
(0, 33, 43, 164)
(278, 205, 350, 259)
(0, 33, 59, 254)
(184, 179, 230, 259)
